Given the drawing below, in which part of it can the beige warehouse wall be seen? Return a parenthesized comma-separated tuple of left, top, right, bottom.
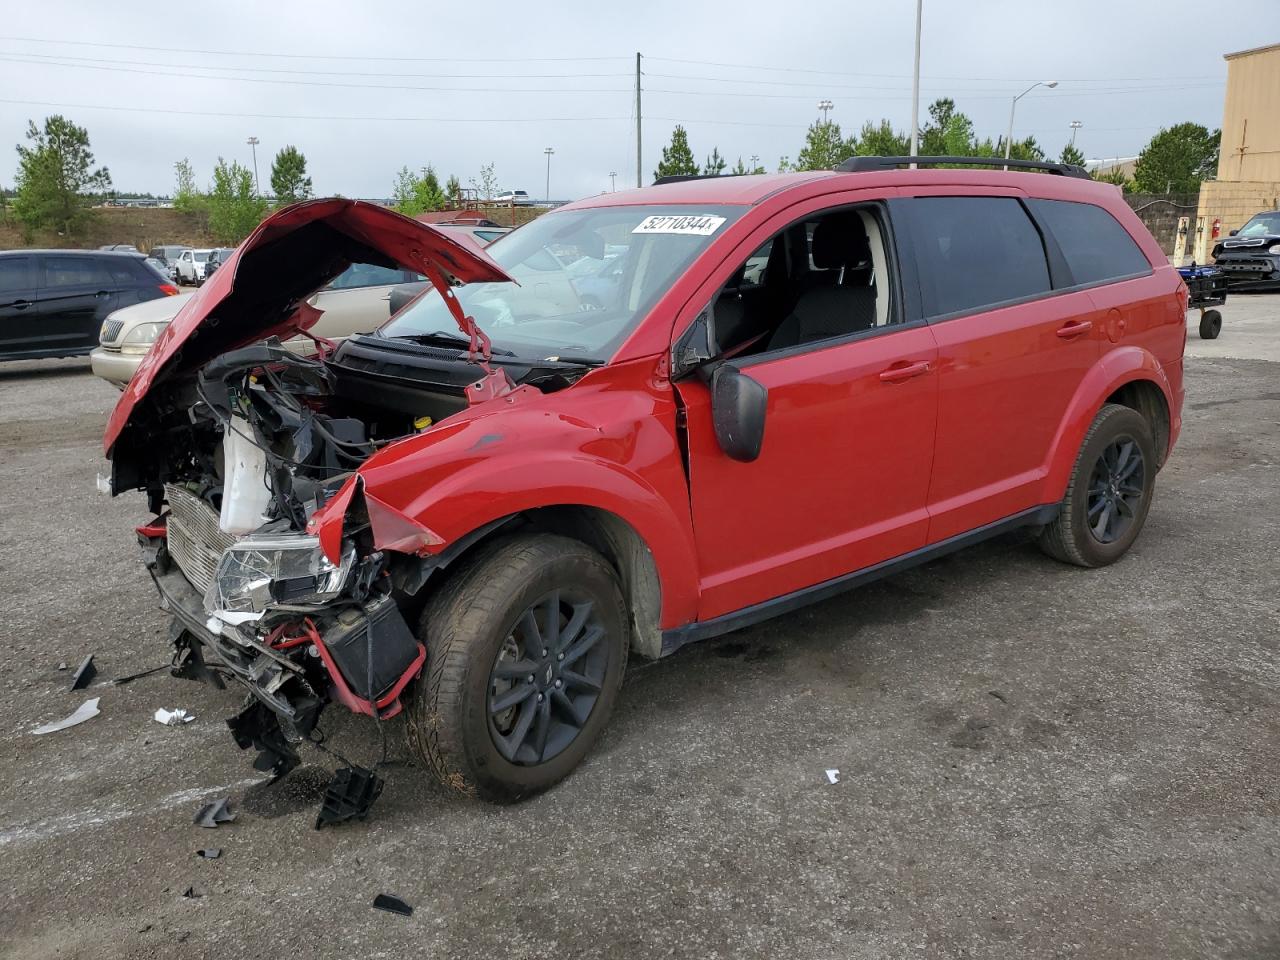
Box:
(1218, 44, 1280, 182)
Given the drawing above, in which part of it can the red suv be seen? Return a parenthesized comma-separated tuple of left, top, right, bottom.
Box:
(104, 158, 1186, 810)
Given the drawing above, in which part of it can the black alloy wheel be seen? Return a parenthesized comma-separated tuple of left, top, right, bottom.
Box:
(1085, 437, 1146, 544)
(488, 590, 610, 765)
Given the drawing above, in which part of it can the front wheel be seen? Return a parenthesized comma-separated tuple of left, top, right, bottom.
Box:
(1039, 404, 1158, 568)
(1199, 309, 1222, 339)
(407, 534, 628, 801)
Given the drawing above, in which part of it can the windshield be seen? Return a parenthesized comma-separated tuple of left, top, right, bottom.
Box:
(195, 251, 210, 262)
(1237, 213, 1280, 237)
(380, 205, 741, 362)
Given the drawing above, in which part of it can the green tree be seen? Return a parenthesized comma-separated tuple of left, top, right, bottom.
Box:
(445, 174, 461, 203)
(1059, 142, 1086, 167)
(477, 162, 498, 201)
(1132, 122, 1219, 194)
(269, 145, 312, 205)
(208, 158, 267, 243)
(702, 147, 726, 176)
(654, 125, 698, 180)
(850, 120, 911, 157)
(777, 156, 795, 173)
(795, 120, 850, 171)
(173, 157, 205, 213)
(1095, 165, 1133, 191)
(919, 98, 959, 155)
(391, 165, 446, 215)
(12, 115, 112, 236)
(729, 156, 767, 175)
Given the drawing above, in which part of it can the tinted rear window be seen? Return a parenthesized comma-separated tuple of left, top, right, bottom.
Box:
(905, 197, 1051, 318)
(1029, 199, 1151, 286)
(41, 256, 110, 289)
(0, 257, 31, 293)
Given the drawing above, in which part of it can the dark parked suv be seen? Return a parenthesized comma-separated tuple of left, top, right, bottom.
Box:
(0, 250, 178, 362)
(1211, 210, 1280, 289)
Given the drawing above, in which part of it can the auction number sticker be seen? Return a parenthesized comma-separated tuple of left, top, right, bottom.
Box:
(632, 214, 726, 236)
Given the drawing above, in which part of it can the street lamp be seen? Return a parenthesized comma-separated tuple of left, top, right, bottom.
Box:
(817, 99, 833, 123)
(1004, 81, 1058, 167)
(749, 154, 759, 172)
(1069, 120, 1083, 147)
(609, 171, 617, 192)
(246, 136, 260, 195)
(544, 147, 554, 203)
(909, 0, 923, 159)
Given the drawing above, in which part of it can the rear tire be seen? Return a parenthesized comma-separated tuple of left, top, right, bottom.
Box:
(406, 534, 628, 802)
(1199, 309, 1222, 339)
(1039, 404, 1157, 568)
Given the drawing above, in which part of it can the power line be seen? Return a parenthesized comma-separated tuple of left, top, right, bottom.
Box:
(0, 54, 632, 93)
(0, 97, 632, 123)
(0, 35, 630, 63)
(645, 70, 1219, 95)
(643, 83, 1222, 102)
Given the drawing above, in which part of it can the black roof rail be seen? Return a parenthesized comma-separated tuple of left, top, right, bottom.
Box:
(836, 155, 1092, 179)
(652, 172, 755, 185)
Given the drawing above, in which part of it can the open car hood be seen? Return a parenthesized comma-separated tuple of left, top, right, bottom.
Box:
(104, 198, 513, 453)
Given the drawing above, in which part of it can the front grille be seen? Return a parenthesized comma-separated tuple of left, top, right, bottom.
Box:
(1217, 258, 1274, 272)
(165, 484, 238, 595)
(100, 319, 125, 344)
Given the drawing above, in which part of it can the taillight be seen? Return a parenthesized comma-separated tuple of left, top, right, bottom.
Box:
(158, 283, 179, 296)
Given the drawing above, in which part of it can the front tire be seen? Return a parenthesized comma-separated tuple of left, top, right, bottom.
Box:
(1199, 309, 1222, 339)
(1039, 404, 1157, 568)
(407, 534, 628, 801)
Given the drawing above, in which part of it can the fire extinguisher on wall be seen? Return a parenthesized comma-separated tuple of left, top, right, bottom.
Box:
(1211, 218, 1222, 240)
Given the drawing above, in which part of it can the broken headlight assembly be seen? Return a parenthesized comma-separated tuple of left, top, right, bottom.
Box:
(205, 532, 355, 618)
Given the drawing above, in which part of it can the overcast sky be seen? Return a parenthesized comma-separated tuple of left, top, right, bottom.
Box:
(0, 0, 1269, 201)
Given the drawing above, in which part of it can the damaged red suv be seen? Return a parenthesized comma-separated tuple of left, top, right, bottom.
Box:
(104, 156, 1186, 807)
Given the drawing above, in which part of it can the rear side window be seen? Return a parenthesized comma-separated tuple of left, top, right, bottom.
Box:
(1029, 199, 1151, 286)
(0, 257, 31, 293)
(905, 197, 1051, 318)
(41, 256, 109, 289)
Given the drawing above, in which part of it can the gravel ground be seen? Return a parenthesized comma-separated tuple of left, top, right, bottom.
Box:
(1, 298, 1277, 959)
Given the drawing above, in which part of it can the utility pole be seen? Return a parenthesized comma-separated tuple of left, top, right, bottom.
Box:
(544, 147, 554, 203)
(609, 171, 617, 192)
(1070, 120, 1083, 147)
(635, 52, 643, 188)
(909, 0, 922, 159)
(246, 136, 260, 195)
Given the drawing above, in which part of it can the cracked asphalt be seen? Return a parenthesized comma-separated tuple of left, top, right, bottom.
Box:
(2, 298, 1278, 959)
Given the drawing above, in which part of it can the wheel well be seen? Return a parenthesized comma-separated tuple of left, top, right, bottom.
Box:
(418, 506, 664, 660)
(1106, 379, 1170, 466)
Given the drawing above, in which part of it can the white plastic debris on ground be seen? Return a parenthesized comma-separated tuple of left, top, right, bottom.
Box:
(32, 698, 101, 735)
(825, 769, 840, 785)
(154, 708, 196, 726)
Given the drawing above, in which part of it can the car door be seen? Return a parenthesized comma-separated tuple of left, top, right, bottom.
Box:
(0, 256, 40, 357)
(305, 264, 424, 343)
(889, 193, 1104, 543)
(673, 197, 940, 621)
(35, 254, 119, 353)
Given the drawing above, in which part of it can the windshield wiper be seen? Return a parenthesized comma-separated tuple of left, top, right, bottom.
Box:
(389, 331, 515, 356)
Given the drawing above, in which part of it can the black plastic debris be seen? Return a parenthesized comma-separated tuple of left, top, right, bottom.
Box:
(196, 848, 222, 859)
(372, 894, 412, 917)
(193, 797, 236, 829)
(182, 886, 200, 899)
(315, 766, 384, 829)
(227, 701, 300, 780)
(69, 655, 97, 691)
(171, 629, 225, 689)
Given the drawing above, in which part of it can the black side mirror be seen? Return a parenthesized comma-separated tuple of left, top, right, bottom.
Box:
(709, 364, 767, 462)
(1229, 229, 1238, 236)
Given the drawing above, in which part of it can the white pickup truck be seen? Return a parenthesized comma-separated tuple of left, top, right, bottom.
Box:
(174, 248, 212, 285)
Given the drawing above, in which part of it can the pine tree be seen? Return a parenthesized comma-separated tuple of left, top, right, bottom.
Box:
(702, 147, 726, 176)
(654, 125, 698, 180)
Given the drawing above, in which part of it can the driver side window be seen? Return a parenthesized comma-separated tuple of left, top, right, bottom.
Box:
(712, 206, 897, 358)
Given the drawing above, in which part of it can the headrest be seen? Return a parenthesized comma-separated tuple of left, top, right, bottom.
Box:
(811, 214, 871, 270)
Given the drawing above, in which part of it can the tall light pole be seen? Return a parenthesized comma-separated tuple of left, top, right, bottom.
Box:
(1004, 80, 1058, 167)
(544, 147, 554, 203)
(909, 0, 923, 159)
(609, 171, 617, 192)
(749, 154, 759, 172)
(1069, 120, 1083, 147)
(246, 136, 260, 195)
(817, 99, 833, 124)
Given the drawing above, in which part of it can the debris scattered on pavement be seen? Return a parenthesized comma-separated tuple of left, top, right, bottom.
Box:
(57, 662, 68, 671)
(825, 769, 840, 785)
(70, 655, 97, 691)
(989, 690, 1008, 704)
(193, 797, 236, 829)
(182, 886, 200, 899)
(32, 697, 101, 735)
(196, 848, 222, 859)
(154, 707, 196, 726)
(316, 766, 384, 829)
(111, 662, 174, 686)
(372, 894, 413, 917)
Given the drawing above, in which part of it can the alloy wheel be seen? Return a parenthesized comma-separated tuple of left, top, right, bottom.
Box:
(1086, 436, 1146, 544)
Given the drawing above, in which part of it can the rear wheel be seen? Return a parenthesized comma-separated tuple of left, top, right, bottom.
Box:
(1199, 309, 1222, 339)
(1039, 404, 1157, 568)
(406, 534, 628, 801)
